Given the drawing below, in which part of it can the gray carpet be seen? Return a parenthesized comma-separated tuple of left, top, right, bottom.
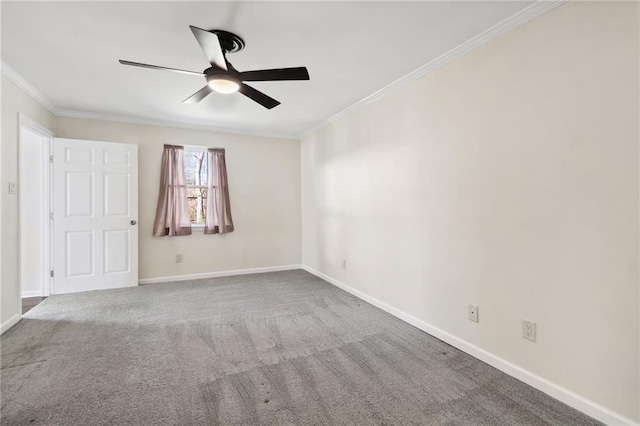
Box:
(1, 270, 600, 425)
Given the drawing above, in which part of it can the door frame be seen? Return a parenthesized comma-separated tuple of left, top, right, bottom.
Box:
(17, 113, 54, 309)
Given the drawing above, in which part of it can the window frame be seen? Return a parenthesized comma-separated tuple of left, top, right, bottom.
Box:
(183, 145, 209, 228)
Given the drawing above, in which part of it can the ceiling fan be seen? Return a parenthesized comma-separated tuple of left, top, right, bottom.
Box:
(119, 26, 309, 109)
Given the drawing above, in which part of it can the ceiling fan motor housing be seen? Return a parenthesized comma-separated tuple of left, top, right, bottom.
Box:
(210, 30, 245, 53)
(205, 66, 241, 86)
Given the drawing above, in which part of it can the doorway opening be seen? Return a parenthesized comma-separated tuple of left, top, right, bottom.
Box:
(18, 114, 54, 313)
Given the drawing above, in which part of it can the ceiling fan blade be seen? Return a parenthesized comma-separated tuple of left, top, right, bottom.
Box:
(239, 84, 281, 109)
(119, 60, 204, 76)
(189, 26, 227, 70)
(183, 85, 213, 103)
(240, 67, 310, 82)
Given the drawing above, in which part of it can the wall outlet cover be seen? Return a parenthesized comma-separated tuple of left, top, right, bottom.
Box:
(468, 304, 479, 323)
(522, 320, 536, 342)
(175, 254, 183, 263)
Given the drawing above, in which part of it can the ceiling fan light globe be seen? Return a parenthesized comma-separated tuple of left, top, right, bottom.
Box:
(208, 79, 240, 94)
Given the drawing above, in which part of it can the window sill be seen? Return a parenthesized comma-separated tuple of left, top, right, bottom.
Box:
(191, 224, 205, 232)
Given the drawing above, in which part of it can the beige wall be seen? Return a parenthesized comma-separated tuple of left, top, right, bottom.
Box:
(301, 2, 639, 422)
(55, 117, 301, 281)
(1, 76, 301, 326)
(1, 77, 56, 325)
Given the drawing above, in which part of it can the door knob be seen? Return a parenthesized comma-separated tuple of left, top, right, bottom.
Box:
(130, 220, 137, 225)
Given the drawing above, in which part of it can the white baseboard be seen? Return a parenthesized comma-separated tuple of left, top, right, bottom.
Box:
(138, 264, 302, 285)
(21, 290, 43, 298)
(1, 314, 21, 335)
(301, 265, 638, 426)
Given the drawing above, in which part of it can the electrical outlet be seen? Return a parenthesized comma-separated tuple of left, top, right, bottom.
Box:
(522, 320, 536, 342)
(8, 182, 17, 194)
(342, 259, 347, 270)
(175, 254, 183, 263)
(468, 304, 479, 323)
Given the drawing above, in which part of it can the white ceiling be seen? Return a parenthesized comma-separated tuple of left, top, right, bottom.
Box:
(2, 1, 534, 139)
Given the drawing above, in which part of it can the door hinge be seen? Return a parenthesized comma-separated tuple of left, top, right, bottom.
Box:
(49, 155, 54, 163)
(50, 212, 53, 220)
(50, 270, 54, 278)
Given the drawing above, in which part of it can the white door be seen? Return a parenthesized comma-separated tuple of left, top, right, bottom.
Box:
(53, 138, 138, 294)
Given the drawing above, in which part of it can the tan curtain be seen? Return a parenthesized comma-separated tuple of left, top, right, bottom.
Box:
(153, 145, 192, 236)
(205, 148, 234, 234)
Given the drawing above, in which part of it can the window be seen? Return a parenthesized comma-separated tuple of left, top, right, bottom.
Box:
(154, 144, 233, 236)
(183, 148, 208, 225)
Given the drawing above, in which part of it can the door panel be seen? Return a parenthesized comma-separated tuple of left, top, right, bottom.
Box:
(104, 150, 130, 166)
(104, 173, 130, 216)
(66, 231, 94, 277)
(53, 138, 138, 294)
(104, 230, 130, 274)
(65, 146, 94, 164)
(66, 172, 94, 216)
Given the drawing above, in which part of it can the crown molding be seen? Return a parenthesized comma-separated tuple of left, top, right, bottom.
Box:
(299, 0, 567, 140)
(1, 62, 58, 114)
(54, 109, 299, 141)
(1, 60, 297, 140)
(2, 1, 565, 142)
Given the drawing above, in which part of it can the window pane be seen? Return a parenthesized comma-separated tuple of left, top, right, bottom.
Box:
(200, 155, 208, 185)
(184, 150, 207, 186)
(187, 188, 207, 224)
